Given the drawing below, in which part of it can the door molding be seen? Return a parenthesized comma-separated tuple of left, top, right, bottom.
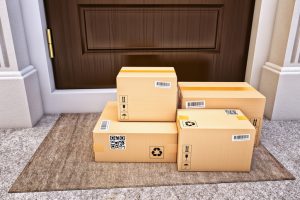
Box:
(17, 0, 115, 113)
(13, 0, 275, 113)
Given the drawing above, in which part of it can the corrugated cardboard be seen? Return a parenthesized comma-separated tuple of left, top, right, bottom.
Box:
(93, 101, 178, 162)
(178, 82, 266, 146)
(177, 109, 256, 172)
(117, 67, 177, 121)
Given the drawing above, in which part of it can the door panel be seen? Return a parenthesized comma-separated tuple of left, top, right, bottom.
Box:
(81, 6, 221, 51)
(44, 0, 255, 89)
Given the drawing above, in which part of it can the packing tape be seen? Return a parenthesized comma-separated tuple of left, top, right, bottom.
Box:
(93, 143, 105, 152)
(120, 69, 175, 73)
(177, 115, 189, 120)
(180, 86, 254, 91)
(236, 115, 248, 120)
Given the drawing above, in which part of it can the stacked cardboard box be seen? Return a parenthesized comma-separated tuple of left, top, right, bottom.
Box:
(116, 67, 177, 121)
(177, 109, 256, 171)
(178, 82, 266, 146)
(93, 67, 266, 172)
(93, 102, 177, 162)
(93, 67, 178, 163)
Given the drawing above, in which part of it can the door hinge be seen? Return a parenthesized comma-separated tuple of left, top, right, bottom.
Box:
(46, 28, 54, 58)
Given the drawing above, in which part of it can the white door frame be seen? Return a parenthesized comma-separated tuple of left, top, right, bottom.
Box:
(18, 0, 116, 113)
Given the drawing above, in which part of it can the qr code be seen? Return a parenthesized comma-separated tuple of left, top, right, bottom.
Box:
(109, 135, 126, 150)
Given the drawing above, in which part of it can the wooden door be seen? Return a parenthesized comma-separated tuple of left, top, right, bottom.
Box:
(44, 0, 255, 89)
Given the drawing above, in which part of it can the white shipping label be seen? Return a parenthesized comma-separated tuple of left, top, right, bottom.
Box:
(232, 134, 250, 142)
(99, 120, 110, 131)
(154, 81, 171, 88)
(225, 109, 238, 115)
(186, 100, 205, 108)
(109, 135, 126, 150)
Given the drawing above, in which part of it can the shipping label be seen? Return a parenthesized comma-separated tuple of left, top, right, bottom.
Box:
(186, 100, 205, 108)
(99, 120, 110, 131)
(232, 134, 250, 142)
(154, 81, 171, 88)
(225, 109, 238, 115)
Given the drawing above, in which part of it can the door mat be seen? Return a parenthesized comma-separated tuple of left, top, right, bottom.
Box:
(9, 114, 295, 193)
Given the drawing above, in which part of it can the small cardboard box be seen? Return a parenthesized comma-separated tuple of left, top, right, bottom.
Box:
(93, 101, 178, 162)
(178, 82, 266, 146)
(177, 109, 256, 172)
(117, 67, 177, 122)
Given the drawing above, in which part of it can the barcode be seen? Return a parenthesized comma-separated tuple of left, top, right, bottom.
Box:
(110, 135, 126, 150)
(232, 134, 250, 141)
(99, 120, 110, 131)
(155, 81, 171, 88)
(225, 109, 238, 115)
(186, 100, 205, 108)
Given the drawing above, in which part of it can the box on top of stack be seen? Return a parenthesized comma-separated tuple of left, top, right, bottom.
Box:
(177, 108, 256, 172)
(178, 82, 266, 146)
(93, 101, 178, 163)
(117, 67, 177, 122)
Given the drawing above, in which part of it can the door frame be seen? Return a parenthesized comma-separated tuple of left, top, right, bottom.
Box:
(17, 0, 277, 113)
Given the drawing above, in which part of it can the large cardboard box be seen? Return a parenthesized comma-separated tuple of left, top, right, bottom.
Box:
(93, 101, 178, 162)
(177, 109, 256, 172)
(117, 67, 177, 121)
(178, 82, 266, 146)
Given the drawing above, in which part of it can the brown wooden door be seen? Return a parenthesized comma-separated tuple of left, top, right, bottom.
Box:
(44, 0, 255, 89)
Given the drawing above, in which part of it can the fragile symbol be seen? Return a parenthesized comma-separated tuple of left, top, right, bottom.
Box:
(151, 147, 163, 157)
(119, 95, 128, 103)
(253, 118, 257, 126)
(185, 146, 189, 152)
(184, 153, 189, 161)
(120, 111, 128, 120)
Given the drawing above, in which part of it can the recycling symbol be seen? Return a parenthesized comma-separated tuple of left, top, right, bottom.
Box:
(151, 147, 163, 157)
(185, 121, 195, 126)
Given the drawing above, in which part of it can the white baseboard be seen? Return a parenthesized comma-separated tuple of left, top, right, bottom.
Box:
(259, 63, 300, 120)
(0, 65, 43, 128)
(43, 89, 116, 114)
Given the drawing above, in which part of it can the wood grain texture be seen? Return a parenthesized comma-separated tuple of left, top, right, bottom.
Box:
(82, 6, 220, 51)
(44, 0, 255, 89)
(9, 114, 295, 193)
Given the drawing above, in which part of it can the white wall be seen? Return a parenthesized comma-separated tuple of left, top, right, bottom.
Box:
(0, 0, 43, 128)
(245, 0, 278, 88)
(259, 0, 300, 120)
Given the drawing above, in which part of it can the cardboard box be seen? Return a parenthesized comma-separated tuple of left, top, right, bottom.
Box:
(178, 82, 266, 146)
(93, 101, 178, 162)
(177, 109, 256, 172)
(117, 67, 177, 121)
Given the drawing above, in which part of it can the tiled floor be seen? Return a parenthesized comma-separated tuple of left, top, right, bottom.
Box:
(0, 115, 299, 200)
